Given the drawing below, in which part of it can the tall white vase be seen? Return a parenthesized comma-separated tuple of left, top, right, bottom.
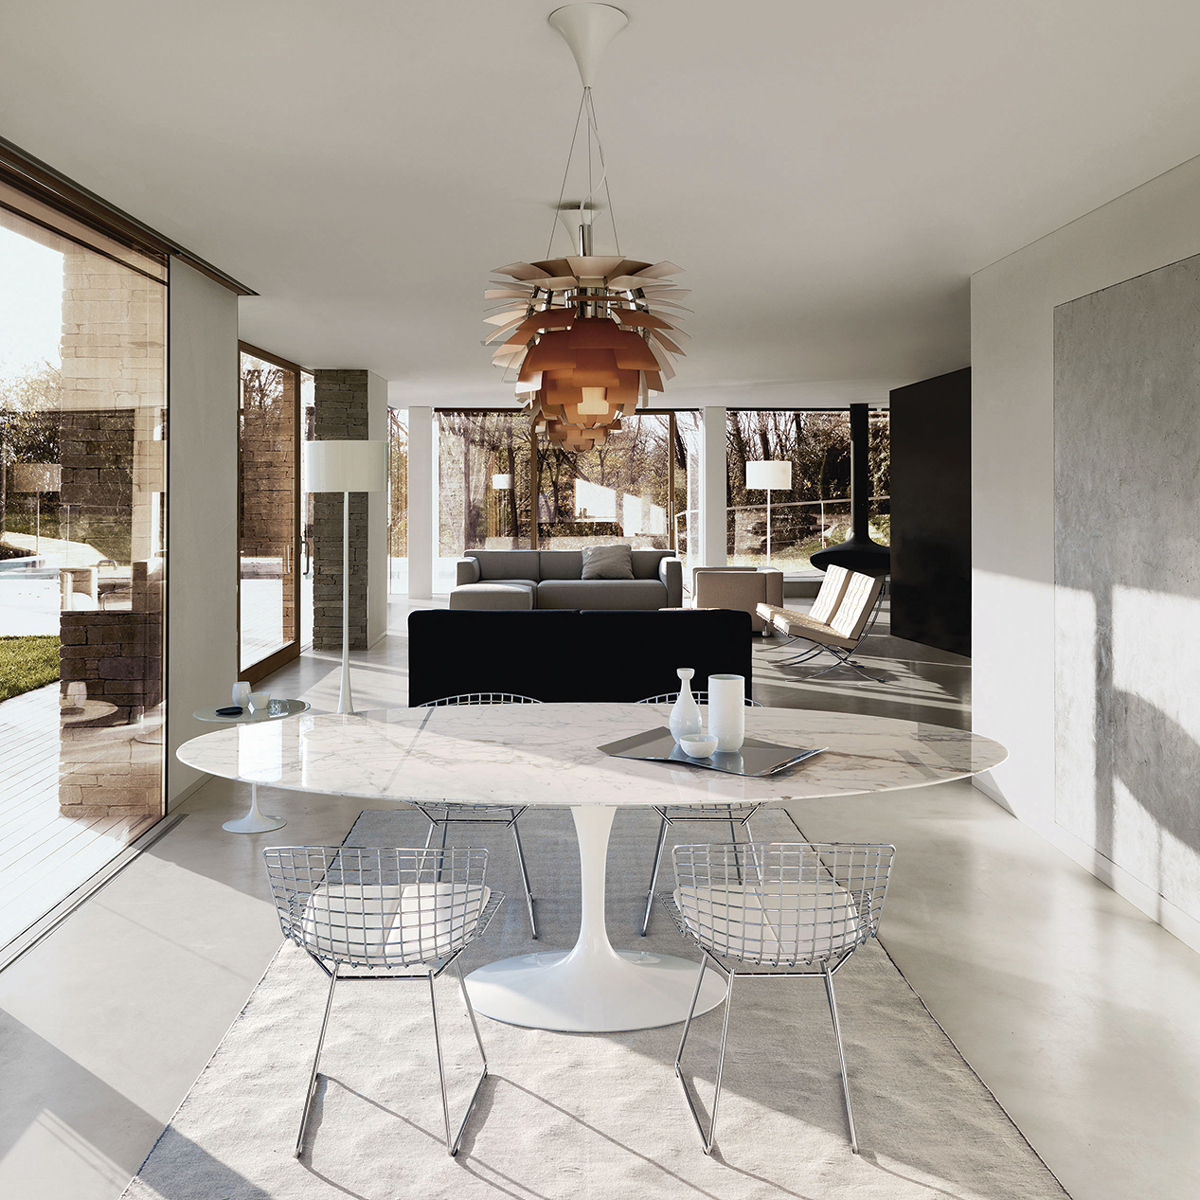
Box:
(232, 681, 251, 708)
(708, 673, 746, 752)
(669, 668, 703, 744)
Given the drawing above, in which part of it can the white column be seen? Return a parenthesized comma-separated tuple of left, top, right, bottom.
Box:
(700, 405, 727, 567)
(407, 405, 435, 599)
(366, 372, 388, 644)
(166, 260, 239, 803)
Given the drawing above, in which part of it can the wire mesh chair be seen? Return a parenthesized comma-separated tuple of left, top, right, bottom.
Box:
(263, 846, 504, 1158)
(663, 841, 894, 1155)
(417, 693, 541, 938)
(635, 691, 800, 936)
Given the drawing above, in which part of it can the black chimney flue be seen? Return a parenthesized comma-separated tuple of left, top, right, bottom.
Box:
(810, 403, 891, 576)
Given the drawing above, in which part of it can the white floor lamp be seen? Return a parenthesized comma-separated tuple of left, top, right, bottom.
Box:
(745, 459, 792, 566)
(304, 440, 389, 714)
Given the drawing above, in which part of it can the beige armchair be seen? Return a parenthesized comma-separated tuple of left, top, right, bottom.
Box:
(691, 566, 784, 633)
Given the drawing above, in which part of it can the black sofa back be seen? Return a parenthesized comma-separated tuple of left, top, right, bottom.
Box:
(407, 609, 753, 706)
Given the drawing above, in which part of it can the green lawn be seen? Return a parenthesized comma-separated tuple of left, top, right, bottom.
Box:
(0, 635, 61, 703)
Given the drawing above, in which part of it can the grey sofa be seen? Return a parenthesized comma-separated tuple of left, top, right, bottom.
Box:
(451, 548, 683, 610)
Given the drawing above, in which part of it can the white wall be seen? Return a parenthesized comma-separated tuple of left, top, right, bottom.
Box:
(972, 151, 1200, 951)
(167, 260, 239, 804)
(406, 405, 434, 599)
(700, 406, 727, 567)
(366, 371, 388, 644)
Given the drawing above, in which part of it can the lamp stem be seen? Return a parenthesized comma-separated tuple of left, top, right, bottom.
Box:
(337, 489, 353, 714)
(766, 487, 772, 566)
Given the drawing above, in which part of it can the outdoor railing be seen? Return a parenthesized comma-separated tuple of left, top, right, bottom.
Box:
(674, 495, 890, 573)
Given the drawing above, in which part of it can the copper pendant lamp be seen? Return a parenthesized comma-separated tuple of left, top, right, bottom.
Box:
(483, 4, 688, 449)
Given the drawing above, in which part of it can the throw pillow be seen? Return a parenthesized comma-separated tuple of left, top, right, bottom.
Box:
(581, 543, 634, 580)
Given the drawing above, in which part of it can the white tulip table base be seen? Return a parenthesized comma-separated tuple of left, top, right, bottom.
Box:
(466, 805, 726, 1031)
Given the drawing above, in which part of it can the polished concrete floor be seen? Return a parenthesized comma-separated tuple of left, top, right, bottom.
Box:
(1, 599, 1198, 1199)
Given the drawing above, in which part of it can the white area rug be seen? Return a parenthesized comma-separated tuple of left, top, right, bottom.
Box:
(123, 806, 1067, 1199)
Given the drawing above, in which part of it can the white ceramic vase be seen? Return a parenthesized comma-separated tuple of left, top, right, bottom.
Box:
(669, 668, 703, 744)
(232, 681, 251, 708)
(708, 673, 746, 752)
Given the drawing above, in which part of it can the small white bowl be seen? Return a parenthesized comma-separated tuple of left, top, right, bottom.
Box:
(248, 691, 271, 713)
(680, 733, 718, 758)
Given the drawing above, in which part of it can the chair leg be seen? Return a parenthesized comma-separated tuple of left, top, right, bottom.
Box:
(676, 958, 734, 1155)
(509, 818, 538, 940)
(295, 963, 338, 1159)
(429, 964, 490, 1157)
(640, 813, 670, 936)
(823, 961, 859, 1153)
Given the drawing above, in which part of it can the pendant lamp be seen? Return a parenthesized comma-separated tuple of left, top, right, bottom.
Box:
(483, 4, 688, 448)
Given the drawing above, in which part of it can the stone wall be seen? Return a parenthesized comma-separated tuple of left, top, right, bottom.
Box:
(58, 409, 134, 560)
(313, 370, 369, 651)
(58, 610, 163, 818)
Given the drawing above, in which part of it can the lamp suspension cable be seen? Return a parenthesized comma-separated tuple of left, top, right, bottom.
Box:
(545, 88, 621, 259)
(484, 3, 686, 452)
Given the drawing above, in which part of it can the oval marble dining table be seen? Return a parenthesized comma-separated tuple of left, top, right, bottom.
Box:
(177, 703, 1007, 1033)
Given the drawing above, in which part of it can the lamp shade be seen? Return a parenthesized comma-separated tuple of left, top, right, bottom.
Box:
(304, 440, 388, 493)
(745, 460, 792, 491)
(9, 462, 62, 492)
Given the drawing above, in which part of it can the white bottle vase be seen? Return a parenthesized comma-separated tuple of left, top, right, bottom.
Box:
(669, 668, 703, 744)
(232, 681, 251, 708)
(708, 673, 746, 752)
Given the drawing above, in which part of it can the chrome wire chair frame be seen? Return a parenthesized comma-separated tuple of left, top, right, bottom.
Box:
(774, 583, 888, 683)
(635, 692, 801, 936)
(417, 693, 541, 938)
(263, 846, 505, 1159)
(663, 841, 894, 1156)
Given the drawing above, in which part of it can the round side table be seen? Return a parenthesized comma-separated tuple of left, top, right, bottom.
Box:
(192, 700, 310, 833)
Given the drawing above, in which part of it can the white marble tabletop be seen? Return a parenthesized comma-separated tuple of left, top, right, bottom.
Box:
(175, 703, 1007, 808)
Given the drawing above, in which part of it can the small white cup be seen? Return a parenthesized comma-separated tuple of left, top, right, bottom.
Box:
(248, 691, 271, 713)
(680, 733, 719, 758)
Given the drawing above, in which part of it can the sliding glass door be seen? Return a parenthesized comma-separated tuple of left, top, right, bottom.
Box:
(238, 344, 300, 682)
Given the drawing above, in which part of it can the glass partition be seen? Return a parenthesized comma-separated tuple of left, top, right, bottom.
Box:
(436, 411, 533, 590)
(434, 409, 691, 589)
(535, 412, 677, 551)
(238, 345, 299, 679)
(388, 408, 408, 594)
(726, 409, 889, 572)
(0, 200, 167, 949)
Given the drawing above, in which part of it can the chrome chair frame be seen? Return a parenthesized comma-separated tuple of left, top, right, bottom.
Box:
(774, 581, 888, 683)
(263, 845, 505, 1158)
(417, 693, 540, 938)
(635, 692, 801, 936)
(663, 840, 894, 1156)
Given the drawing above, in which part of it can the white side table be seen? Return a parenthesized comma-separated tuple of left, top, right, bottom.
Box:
(192, 700, 310, 833)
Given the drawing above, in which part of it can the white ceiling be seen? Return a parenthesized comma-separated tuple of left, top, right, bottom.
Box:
(4, 1, 1200, 408)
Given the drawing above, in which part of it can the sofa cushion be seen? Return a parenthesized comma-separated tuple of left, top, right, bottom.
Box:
(630, 548, 670, 580)
(449, 582, 535, 610)
(581, 544, 634, 580)
(539, 549, 584, 580)
(536, 579, 667, 609)
(470, 549, 541, 581)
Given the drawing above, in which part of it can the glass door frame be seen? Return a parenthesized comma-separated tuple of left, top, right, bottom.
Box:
(237, 340, 302, 684)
